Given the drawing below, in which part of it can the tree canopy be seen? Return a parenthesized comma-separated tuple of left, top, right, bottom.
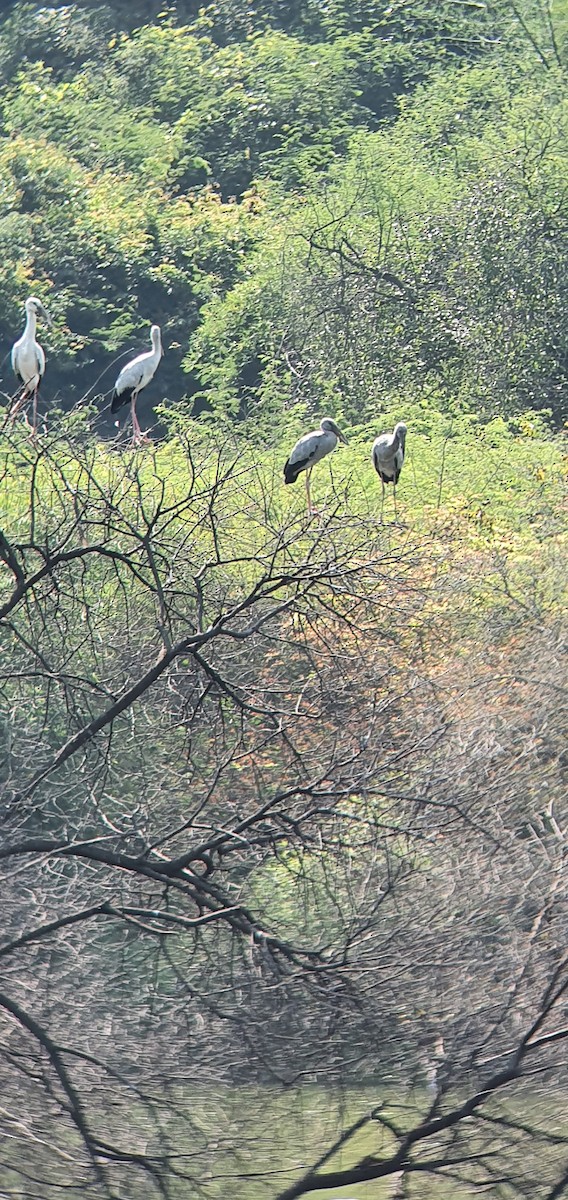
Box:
(0, 0, 566, 423)
(0, 3, 566, 1199)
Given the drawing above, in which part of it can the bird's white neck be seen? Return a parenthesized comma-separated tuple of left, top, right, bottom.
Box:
(24, 304, 37, 338)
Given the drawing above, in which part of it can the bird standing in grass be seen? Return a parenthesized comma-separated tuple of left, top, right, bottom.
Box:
(10, 296, 53, 436)
(111, 324, 162, 446)
(284, 417, 348, 515)
(372, 421, 407, 520)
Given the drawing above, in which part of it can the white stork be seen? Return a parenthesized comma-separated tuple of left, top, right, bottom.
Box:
(284, 417, 348, 514)
(371, 421, 407, 520)
(10, 296, 53, 435)
(111, 324, 163, 446)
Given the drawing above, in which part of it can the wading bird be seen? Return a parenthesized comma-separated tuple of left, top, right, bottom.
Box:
(10, 296, 53, 435)
(372, 421, 407, 520)
(284, 417, 348, 514)
(111, 324, 163, 446)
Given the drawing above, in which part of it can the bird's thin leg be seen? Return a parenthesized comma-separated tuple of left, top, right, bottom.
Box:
(305, 469, 319, 515)
(380, 480, 385, 523)
(131, 395, 140, 442)
(305, 469, 312, 515)
(393, 481, 398, 521)
(30, 386, 38, 440)
(130, 395, 150, 447)
(8, 388, 25, 425)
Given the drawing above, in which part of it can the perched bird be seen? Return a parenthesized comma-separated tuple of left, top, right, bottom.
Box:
(372, 421, 407, 520)
(111, 324, 163, 446)
(10, 296, 53, 435)
(284, 417, 348, 515)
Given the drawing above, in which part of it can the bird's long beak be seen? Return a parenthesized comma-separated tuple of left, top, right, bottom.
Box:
(339, 432, 349, 445)
(39, 305, 53, 328)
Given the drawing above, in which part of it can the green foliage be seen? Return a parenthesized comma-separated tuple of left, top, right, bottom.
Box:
(109, 23, 365, 194)
(0, 0, 566, 428)
(0, 3, 115, 81)
(1, 63, 177, 180)
(0, 5, 566, 1196)
(188, 55, 567, 424)
(0, 129, 261, 407)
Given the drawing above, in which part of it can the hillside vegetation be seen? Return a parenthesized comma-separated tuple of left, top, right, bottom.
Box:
(0, 4, 566, 1200)
(0, 0, 566, 424)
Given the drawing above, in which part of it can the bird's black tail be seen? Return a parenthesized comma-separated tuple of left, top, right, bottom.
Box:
(111, 387, 134, 414)
(283, 458, 303, 484)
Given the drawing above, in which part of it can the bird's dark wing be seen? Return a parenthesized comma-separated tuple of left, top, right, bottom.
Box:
(284, 451, 314, 484)
(392, 448, 405, 484)
(373, 449, 394, 484)
(111, 386, 135, 414)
